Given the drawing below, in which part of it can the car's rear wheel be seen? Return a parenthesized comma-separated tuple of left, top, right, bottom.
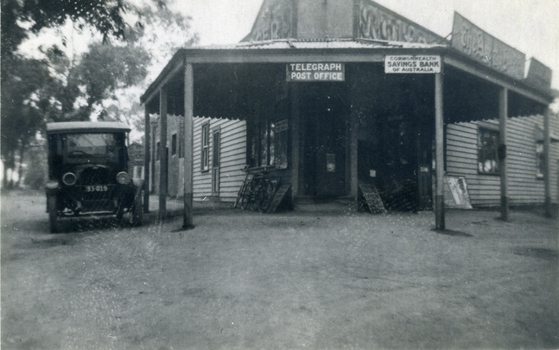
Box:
(48, 195, 60, 233)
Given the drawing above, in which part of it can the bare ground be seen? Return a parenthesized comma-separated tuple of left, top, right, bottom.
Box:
(1, 190, 558, 349)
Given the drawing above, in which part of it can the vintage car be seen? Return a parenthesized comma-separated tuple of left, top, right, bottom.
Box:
(45, 121, 143, 233)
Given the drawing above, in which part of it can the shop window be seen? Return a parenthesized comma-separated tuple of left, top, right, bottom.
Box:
(171, 134, 177, 156)
(248, 115, 275, 168)
(536, 143, 544, 178)
(201, 123, 210, 171)
(478, 126, 499, 174)
(274, 119, 289, 169)
(248, 117, 291, 169)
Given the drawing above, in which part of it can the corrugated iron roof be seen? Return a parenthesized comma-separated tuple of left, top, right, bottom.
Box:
(189, 38, 447, 51)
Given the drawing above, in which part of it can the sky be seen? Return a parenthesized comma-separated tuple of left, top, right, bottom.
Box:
(7, 0, 559, 180)
(172, 0, 559, 91)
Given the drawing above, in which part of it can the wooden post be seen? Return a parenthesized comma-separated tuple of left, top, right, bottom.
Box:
(290, 83, 300, 201)
(151, 122, 157, 196)
(350, 108, 359, 199)
(499, 87, 509, 221)
(544, 107, 552, 217)
(434, 72, 445, 230)
(183, 63, 194, 228)
(159, 88, 168, 221)
(143, 106, 150, 213)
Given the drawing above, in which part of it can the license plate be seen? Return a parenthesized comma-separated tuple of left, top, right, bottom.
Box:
(85, 185, 108, 192)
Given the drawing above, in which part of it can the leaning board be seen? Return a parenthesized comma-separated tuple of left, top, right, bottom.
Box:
(443, 175, 473, 209)
(267, 184, 291, 213)
(359, 184, 387, 214)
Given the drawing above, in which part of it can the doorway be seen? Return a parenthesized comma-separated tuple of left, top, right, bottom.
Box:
(211, 128, 221, 196)
(301, 84, 349, 197)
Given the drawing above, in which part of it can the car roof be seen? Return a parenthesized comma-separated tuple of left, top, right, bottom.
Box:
(46, 121, 131, 133)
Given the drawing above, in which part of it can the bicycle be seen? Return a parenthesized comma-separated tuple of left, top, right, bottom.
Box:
(236, 167, 280, 212)
(234, 168, 253, 209)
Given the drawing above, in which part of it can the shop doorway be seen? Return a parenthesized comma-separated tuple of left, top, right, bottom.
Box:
(301, 84, 349, 197)
(375, 116, 433, 211)
(379, 116, 419, 210)
(357, 114, 432, 211)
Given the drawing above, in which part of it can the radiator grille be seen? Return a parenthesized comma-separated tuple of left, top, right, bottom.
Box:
(78, 167, 112, 185)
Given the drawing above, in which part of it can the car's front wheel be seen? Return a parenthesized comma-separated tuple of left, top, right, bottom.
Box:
(131, 193, 143, 226)
(120, 193, 143, 227)
(48, 195, 60, 233)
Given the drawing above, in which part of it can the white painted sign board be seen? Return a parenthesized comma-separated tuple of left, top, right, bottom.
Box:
(385, 55, 441, 73)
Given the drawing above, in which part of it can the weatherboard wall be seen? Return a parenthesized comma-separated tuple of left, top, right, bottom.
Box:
(192, 117, 247, 203)
(446, 115, 559, 207)
(151, 115, 246, 203)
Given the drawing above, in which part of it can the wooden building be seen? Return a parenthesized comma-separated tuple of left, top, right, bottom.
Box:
(149, 115, 247, 203)
(447, 116, 559, 208)
(141, 0, 556, 228)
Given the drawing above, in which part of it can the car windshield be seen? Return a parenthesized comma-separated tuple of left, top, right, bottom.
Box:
(58, 132, 124, 162)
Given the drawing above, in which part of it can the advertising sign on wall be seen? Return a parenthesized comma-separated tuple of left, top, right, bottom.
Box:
(385, 55, 441, 73)
(451, 12, 525, 80)
(286, 63, 345, 82)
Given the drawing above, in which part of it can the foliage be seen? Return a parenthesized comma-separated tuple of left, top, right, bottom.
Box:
(17, 0, 145, 47)
(22, 143, 48, 189)
(1, 55, 53, 187)
(70, 42, 151, 121)
(0, 0, 197, 187)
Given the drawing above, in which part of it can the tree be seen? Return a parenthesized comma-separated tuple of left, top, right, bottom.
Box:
(67, 42, 151, 121)
(1, 56, 53, 187)
(1, 0, 197, 187)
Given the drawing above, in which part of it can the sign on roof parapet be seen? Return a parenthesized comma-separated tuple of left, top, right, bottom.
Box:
(243, 0, 294, 42)
(525, 58, 552, 91)
(451, 12, 525, 81)
(358, 0, 446, 45)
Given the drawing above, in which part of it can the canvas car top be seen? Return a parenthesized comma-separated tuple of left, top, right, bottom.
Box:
(46, 121, 131, 134)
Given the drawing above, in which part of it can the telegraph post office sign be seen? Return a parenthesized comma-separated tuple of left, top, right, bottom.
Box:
(385, 55, 441, 73)
(287, 63, 345, 82)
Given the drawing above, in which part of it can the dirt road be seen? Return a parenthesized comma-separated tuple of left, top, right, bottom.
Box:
(2, 190, 558, 349)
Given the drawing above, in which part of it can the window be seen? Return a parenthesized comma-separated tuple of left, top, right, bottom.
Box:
(478, 127, 499, 174)
(201, 123, 210, 171)
(248, 112, 275, 168)
(536, 143, 544, 178)
(156, 142, 160, 161)
(171, 134, 177, 156)
(212, 129, 221, 168)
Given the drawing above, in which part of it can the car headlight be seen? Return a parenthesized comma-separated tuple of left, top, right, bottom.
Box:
(45, 180, 59, 189)
(116, 171, 131, 185)
(62, 172, 77, 186)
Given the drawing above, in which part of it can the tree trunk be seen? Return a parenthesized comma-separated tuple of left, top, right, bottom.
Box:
(3, 163, 9, 189)
(15, 142, 26, 188)
(4, 149, 16, 189)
